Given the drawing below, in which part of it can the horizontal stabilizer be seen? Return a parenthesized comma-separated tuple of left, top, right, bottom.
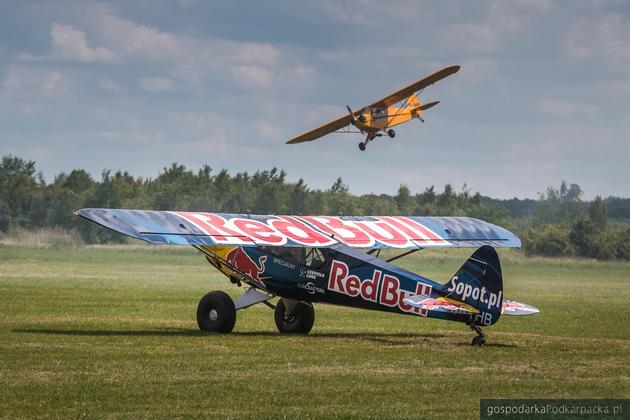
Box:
(76, 209, 521, 249)
(502, 300, 540, 316)
(419, 101, 439, 111)
(403, 295, 478, 315)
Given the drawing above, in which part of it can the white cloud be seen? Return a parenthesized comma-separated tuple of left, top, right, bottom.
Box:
(42, 72, 64, 93)
(2, 66, 68, 94)
(138, 76, 176, 92)
(51, 23, 115, 62)
(566, 13, 630, 63)
(320, 2, 376, 26)
(231, 65, 274, 89)
(255, 120, 282, 140)
(15, 4, 287, 92)
(440, 23, 503, 53)
(99, 79, 125, 93)
(284, 64, 317, 89)
(538, 99, 599, 118)
(84, 5, 280, 68)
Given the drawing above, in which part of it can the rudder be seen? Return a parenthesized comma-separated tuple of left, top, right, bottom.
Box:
(443, 245, 503, 326)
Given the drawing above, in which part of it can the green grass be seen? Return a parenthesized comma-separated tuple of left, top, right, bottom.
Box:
(0, 245, 629, 418)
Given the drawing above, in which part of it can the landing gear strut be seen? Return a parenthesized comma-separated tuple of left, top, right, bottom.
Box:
(274, 298, 315, 334)
(470, 324, 486, 346)
(358, 133, 379, 151)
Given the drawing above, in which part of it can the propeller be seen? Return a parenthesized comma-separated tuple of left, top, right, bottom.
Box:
(346, 105, 355, 123)
(346, 105, 364, 134)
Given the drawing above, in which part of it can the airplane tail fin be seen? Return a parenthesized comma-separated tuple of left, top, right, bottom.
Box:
(442, 246, 503, 326)
(406, 93, 421, 110)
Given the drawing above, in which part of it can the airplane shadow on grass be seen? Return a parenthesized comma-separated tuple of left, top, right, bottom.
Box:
(13, 328, 518, 347)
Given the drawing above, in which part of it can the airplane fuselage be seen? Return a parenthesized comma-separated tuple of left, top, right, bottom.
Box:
(199, 244, 471, 323)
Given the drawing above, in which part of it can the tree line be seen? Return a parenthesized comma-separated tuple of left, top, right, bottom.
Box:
(1, 155, 629, 261)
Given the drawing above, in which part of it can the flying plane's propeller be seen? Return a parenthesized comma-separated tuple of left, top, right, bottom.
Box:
(346, 105, 355, 122)
(346, 105, 364, 134)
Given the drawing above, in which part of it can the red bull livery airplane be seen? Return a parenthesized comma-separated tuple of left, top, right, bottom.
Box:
(286, 65, 460, 151)
(76, 210, 539, 345)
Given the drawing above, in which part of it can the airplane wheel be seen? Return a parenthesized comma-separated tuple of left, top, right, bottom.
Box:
(358, 142, 366, 151)
(274, 299, 314, 334)
(387, 129, 396, 138)
(471, 335, 486, 346)
(197, 291, 236, 333)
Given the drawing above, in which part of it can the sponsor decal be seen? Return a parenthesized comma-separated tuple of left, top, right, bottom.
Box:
(173, 212, 448, 248)
(445, 275, 502, 310)
(299, 266, 325, 280)
(272, 257, 296, 270)
(327, 260, 431, 315)
(297, 282, 325, 295)
(225, 248, 267, 288)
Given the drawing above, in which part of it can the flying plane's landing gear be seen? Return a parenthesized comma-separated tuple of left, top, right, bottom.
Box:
(274, 298, 315, 334)
(197, 291, 236, 333)
(470, 325, 486, 346)
(387, 129, 396, 138)
(359, 133, 379, 151)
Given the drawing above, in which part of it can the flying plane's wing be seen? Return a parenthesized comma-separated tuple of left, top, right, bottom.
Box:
(286, 114, 353, 144)
(76, 209, 521, 249)
(368, 65, 460, 110)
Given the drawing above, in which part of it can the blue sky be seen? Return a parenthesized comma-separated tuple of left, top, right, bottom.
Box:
(1, 0, 629, 199)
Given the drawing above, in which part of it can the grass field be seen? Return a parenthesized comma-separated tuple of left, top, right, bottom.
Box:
(0, 244, 629, 418)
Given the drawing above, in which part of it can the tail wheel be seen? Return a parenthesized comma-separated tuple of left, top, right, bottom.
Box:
(197, 291, 236, 333)
(471, 335, 486, 346)
(274, 299, 315, 334)
(387, 129, 396, 138)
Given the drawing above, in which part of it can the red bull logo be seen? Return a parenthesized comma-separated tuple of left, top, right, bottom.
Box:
(226, 248, 267, 287)
(327, 260, 431, 315)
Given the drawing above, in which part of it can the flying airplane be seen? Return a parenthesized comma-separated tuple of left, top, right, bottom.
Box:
(286, 65, 460, 151)
(76, 209, 539, 345)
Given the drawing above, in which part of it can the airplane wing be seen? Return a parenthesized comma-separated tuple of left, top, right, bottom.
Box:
(367, 65, 460, 109)
(76, 209, 521, 249)
(286, 114, 353, 144)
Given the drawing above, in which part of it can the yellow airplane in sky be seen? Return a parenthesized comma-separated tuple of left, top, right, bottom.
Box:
(286, 65, 460, 151)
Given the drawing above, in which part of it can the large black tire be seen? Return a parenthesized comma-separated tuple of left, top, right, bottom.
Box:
(197, 291, 236, 333)
(274, 299, 315, 334)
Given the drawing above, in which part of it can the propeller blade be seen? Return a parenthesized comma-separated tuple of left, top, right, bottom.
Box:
(346, 105, 363, 134)
(346, 105, 355, 120)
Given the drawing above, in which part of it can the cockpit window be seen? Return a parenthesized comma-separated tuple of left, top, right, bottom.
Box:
(257, 246, 329, 268)
(259, 246, 306, 265)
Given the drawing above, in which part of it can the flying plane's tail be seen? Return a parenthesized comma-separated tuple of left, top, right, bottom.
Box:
(442, 246, 503, 326)
(406, 94, 439, 118)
